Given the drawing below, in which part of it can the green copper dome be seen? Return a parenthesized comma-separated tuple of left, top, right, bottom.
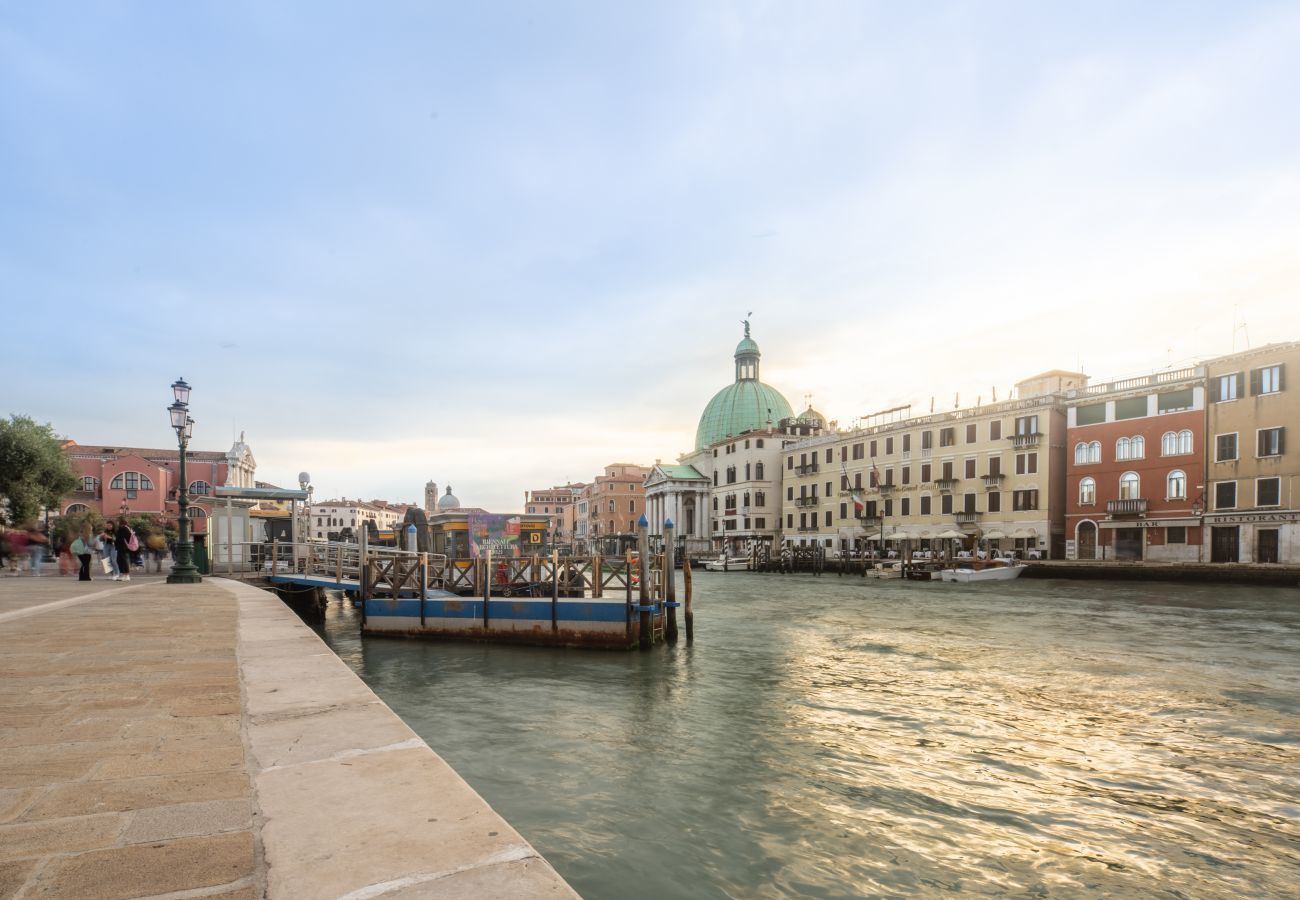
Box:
(694, 321, 793, 449)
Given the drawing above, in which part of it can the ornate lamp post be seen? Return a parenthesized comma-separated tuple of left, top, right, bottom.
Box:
(166, 378, 202, 584)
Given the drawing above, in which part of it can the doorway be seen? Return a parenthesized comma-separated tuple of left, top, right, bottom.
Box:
(1114, 528, 1143, 561)
(1076, 522, 1097, 560)
(1256, 528, 1279, 564)
(1211, 526, 1239, 563)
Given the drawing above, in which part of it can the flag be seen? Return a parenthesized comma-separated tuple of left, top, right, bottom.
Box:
(870, 456, 882, 489)
(841, 459, 865, 516)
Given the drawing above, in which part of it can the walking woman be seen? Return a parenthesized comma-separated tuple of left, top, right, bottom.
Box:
(114, 517, 134, 582)
(100, 525, 118, 578)
(71, 526, 93, 581)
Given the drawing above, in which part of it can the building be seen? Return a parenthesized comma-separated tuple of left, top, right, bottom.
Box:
(1201, 342, 1299, 563)
(60, 436, 257, 540)
(782, 371, 1086, 558)
(1064, 367, 1206, 561)
(524, 482, 586, 547)
(645, 321, 797, 554)
(584, 464, 650, 554)
(309, 498, 407, 541)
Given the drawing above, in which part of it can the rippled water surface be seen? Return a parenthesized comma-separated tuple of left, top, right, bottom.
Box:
(315, 574, 1300, 898)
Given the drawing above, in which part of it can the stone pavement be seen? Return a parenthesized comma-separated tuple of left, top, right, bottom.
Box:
(0, 576, 577, 899)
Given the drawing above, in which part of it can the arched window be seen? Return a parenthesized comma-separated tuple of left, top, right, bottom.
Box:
(1167, 470, 1187, 500)
(1116, 437, 1131, 461)
(1177, 430, 1193, 454)
(109, 472, 153, 491)
(80, 476, 99, 493)
(186, 507, 207, 518)
(1088, 442, 1101, 463)
(65, 503, 90, 516)
(1119, 472, 1141, 500)
(189, 480, 212, 496)
(1162, 432, 1177, 456)
(1074, 442, 1089, 465)
(1079, 477, 1096, 505)
(743, 492, 751, 507)
(1131, 436, 1145, 459)
(755, 462, 765, 480)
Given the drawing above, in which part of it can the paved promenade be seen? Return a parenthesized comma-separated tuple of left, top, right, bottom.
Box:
(0, 574, 576, 899)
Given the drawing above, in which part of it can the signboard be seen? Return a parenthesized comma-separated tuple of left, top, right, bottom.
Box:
(467, 514, 522, 558)
(1064, 539, 1076, 560)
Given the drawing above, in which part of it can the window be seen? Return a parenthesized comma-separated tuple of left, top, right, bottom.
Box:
(963, 493, 976, 513)
(1167, 470, 1186, 500)
(1257, 427, 1285, 458)
(921, 463, 931, 482)
(987, 491, 1001, 512)
(883, 499, 893, 517)
(744, 463, 751, 480)
(109, 472, 154, 491)
(989, 420, 1002, 440)
(1251, 364, 1284, 395)
(65, 503, 90, 516)
(885, 437, 893, 455)
(1079, 477, 1096, 505)
(186, 507, 207, 518)
(786, 514, 793, 528)
(902, 466, 911, 485)
(189, 480, 212, 496)
(608, 500, 615, 513)
(755, 491, 765, 507)
(80, 476, 99, 493)
(1257, 477, 1281, 507)
(825, 449, 832, 463)
(1088, 442, 1100, 463)
(900, 498, 910, 516)
(1157, 389, 1194, 413)
(755, 518, 766, 529)
(786, 457, 793, 469)
(629, 499, 635, 513)
(903, 434, 912, 452)
(1177, 430, 1193, 454)
(939, 428, 956, 447)
(920, 494, 932, 515)
(1161, 432, 1177, 456)
(1013, 489, 1039, 511)
(852, 443, 864, 460)
(1116, 437, 1145, 460)
(840, 502, 847, 519)
(726, 466, 736, 484)
(966, 423, 977, 443)
(1015, 415, 1039, 435)
(1131, 436, 1144, 459)
(1076, 403, 1105, 426)
(1015, 453, 1037, 475)
(1216, 433, 1238, 462)
(921, 431, 933, 450)
(964, 458, 976, 478)
(756, 439, 764, 448)
(825, 511, 832, 527)
(1215, 481, 1236, 510)
(940, 494, 953, 514)
(869, 441, 877, 458)
(1075, 442, 1090, 465)
(1214, 373, 1241, 402)
(1166, 527, 1187, 544)
(1119, 472, 1141, 500)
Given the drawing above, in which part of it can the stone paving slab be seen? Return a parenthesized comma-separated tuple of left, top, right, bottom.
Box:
(0, 571, 578, 899)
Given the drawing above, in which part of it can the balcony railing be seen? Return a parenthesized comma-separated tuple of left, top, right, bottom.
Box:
(1106, 498, 1148, 517)
(858, 515, 883, 527)
(934, 477, 958, 492)
(797, 524, 819, 532)
(794, 496, 819, 507)
(1010, 432, 1042, 450)
(954, 511, 980, 525)
(877, 482, 895, 494)
(795, 463, 820, 475)
(982, 474, 1004, 489)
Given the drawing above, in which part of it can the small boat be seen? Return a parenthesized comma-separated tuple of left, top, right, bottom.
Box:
(937, 562, 1027, 583)
(704, 555, 753, 572)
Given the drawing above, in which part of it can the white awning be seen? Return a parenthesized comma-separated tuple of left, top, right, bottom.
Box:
(982, 529, 1007, 539)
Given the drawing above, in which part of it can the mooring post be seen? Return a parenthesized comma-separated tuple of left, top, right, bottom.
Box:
(593, 553, 602, 599)
(419, 551, 428, 627)
(483, 548, 491, 631)
(683, 553, 694, 641)
(637, 515, 651, 650)
(551, 549, 559, 633)
(664, 519, 678, 644)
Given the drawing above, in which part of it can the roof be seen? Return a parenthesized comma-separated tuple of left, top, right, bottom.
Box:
(696, 380, 794, 450)
(63, 442, 229, 463)
(655, 464, 708, 481)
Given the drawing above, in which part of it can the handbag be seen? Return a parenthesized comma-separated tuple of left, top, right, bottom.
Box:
(100, 557, 113, 575)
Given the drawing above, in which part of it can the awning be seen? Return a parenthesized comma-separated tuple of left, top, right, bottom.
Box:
(885, 531, 911, 541)
(982, 529, 1007, 539)
(1011, 527, 1037, 539)
(214, 485, 309, 501)
(861, 531, 883, 541)
(936, 529, 965, 539)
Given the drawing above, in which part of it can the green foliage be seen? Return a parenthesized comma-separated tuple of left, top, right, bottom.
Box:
(0, 416, 78, 526)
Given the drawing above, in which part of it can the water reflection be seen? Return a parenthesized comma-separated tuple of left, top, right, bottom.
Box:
(315, 575, 1300, 898)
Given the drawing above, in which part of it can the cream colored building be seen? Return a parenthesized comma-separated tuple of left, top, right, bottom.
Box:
(781, 371, 1085, 558)
(1202, 341, 1300, 563)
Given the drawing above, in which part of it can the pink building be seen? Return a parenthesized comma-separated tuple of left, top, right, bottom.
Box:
(59, 437, 257, 536)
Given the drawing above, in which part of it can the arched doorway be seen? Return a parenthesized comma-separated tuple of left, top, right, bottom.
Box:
(1077, 521, 1097, 560)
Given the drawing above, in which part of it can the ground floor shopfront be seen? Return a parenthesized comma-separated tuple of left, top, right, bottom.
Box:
(1201, 511, 1300, 564)
(1068, 517, 1203, 563)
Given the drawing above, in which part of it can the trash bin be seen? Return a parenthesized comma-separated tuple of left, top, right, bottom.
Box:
(193, 542, 210, 575)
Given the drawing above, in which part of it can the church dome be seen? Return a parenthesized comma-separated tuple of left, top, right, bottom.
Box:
(694, 322, 793, 450)
(437, 486, 461, 510)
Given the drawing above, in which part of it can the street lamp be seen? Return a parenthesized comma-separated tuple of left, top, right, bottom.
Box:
(166, 378, 202, 584)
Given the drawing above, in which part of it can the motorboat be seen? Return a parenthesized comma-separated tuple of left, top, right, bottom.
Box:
(937, 561, 1027, 583)
(704, 555, 753, 572)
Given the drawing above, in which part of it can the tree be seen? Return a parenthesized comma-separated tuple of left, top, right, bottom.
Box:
(0, 416, 78, 526)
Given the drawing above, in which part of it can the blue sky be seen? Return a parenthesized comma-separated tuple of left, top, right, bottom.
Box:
(3, 2, 1298, 510)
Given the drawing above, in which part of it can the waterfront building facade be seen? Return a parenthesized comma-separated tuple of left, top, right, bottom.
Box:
(1064, 368, 1207, 562)
(309, 498, 407, 541)
(60, 437, 257, 537)
(525, 482, 586, 547)
(1201, 342, 1300, 563)
(583, 464, 650, 554)
(782, 372, 1085, 558)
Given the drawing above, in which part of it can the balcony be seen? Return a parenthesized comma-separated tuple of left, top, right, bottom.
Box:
(858, 515, 883, 528)
(794, 496, 819, 508)
(934, 477, 958, 493)
(982, 474, 1004, 489)
(877, 482, 895, 494)
(1106, 498, 1148, 517)
(797, 524, 819, 532)
(1010, 432, 1042, 450)
(954, 511, 980, 525)
(795, 463, 820, 475)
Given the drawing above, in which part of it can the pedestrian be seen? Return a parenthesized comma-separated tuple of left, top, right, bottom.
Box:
(71, 527, 93, 581)
(100, 525, 119, 578)
(146, 529, 167, 573)
(114, 517, 135, 582)
(25, 524, 48, 576)
(57, 532, 77, 576)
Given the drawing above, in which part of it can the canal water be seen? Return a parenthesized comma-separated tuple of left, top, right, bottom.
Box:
(314, 574, 1300, 898)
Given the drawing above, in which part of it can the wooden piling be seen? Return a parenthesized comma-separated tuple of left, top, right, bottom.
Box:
(664, 521, 678, 644)
(683, 554, 694, 642)
(592, 554, 602, 599)
(637, 520, 651, 650)
(550, 550, 559, 633)
(418, 552, 428, 627)
(483, 549, 491, 630)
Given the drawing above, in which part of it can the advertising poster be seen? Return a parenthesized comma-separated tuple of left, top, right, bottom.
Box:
(468, 513, 522, 558)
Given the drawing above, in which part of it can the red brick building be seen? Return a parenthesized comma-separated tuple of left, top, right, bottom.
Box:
(1065, 368, 1206, 561)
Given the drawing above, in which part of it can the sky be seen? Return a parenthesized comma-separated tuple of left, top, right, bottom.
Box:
(3, 1, 1298, 511)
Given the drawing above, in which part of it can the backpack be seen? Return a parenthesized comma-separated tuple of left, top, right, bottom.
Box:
(125, 528, 140, 552)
